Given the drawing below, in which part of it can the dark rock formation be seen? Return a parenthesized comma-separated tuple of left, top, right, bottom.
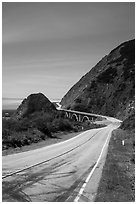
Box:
(13, 93, 56, 119)
(61, 39, 135, 120)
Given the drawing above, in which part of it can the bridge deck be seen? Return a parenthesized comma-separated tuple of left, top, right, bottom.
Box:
(61, 109, 106, 119)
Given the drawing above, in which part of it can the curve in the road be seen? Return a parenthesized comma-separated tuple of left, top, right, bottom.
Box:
(2, 129, 101, 180)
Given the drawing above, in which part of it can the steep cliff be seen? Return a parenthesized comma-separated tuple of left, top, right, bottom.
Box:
(61, 39, 135, 120)
(13, 93, 56, 119)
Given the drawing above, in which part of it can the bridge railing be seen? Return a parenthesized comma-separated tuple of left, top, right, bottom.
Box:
(61, 108, 107, 120)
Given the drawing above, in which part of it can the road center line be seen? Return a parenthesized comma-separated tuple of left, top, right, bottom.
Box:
(74, 129, 112, 202)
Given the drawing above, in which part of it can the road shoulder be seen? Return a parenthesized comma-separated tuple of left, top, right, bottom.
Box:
(95, 128, 135, 202)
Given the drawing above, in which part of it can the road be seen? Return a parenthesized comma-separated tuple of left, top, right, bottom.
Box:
(2, 121, 120, 202)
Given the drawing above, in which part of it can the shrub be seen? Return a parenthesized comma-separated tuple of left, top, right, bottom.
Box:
(97, 67, 117, 83)
(73, 103, 88, 112)
(34, 117, 52, 137)
(2, 118, 18, 132)
(87, 80, 97, 92)
(50, 118, 73, 132)
(55, 110, 66, 119)
(120, 113, 135, 130)
(59, 119, 73, 131)
(2, 118, 30, 133)
(75, 98, 82, 103)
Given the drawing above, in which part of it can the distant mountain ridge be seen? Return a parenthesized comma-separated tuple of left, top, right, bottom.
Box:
(61, 39, 135, 120)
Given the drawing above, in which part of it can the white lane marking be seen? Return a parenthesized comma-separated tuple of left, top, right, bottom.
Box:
(74, 129, 112, 202)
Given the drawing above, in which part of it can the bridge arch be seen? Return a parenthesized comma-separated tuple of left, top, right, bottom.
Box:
(82, 116, 90, 122)
(65, 112, 69, 118)
(71, 113, 79, 121)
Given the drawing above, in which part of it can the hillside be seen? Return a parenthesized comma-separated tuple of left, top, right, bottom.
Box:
(61, 39, 135, 120)
(13, 93, 56, 119)
(3, 92, 104, 152)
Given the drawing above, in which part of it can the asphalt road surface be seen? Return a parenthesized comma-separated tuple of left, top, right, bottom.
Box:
(2, 122, 120, 202)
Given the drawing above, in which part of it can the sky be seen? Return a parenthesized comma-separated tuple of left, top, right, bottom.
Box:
(2, 2, 135, 109)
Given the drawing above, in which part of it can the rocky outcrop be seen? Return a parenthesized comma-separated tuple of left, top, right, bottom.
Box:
(61, 39, 135, 120)
(13, 93, 56, 119)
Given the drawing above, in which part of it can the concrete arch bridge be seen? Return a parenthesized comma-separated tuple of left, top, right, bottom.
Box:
(62, 109, 106, 123)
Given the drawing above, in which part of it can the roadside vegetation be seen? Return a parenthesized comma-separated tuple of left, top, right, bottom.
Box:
(95, 114, 135, 202)
(2, 110, 104, 151)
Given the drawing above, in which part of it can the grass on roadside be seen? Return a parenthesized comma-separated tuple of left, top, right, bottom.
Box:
(95, 128, 135, 202)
